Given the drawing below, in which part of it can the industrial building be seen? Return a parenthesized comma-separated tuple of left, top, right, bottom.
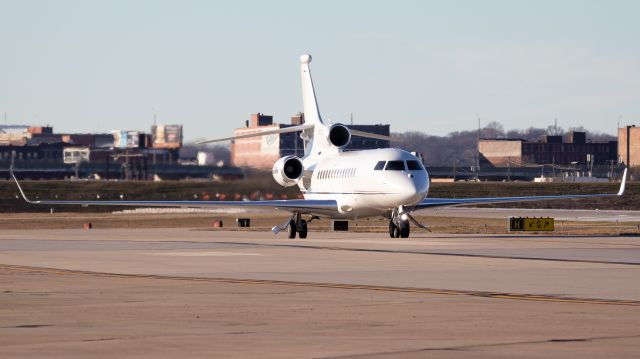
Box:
(618, 125, 640, 168)
(1, 124, 242, 180)
(479, 131, 618, 167)
(231, 113, 390, 169)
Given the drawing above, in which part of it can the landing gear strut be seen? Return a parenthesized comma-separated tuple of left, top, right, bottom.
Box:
(389, 207, 411, 238)
(287, 212, 308, 239)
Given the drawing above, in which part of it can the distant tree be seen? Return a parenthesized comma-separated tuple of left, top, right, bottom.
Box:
(483, 121, 505, 139)
(522, 127, 547, 141)
(546, 124, 565, 136)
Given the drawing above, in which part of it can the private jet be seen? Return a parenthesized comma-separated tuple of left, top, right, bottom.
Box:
(13, 54, 628, 238)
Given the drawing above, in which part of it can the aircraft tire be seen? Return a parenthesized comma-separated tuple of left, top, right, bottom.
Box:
(389, 222, 397, 238)
(288, 221, 297, 239)
(298, 220, 308, 239)
(399, 219, 410, 238)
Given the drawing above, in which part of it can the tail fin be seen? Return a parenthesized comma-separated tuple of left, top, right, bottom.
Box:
(300, 54, 323, 126)
(300, 54, 331, 158)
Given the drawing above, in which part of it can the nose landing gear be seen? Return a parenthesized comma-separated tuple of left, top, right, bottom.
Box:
(389, 207, 429, 238)
(388, 219, 409, 238)
(389, 208, 411, 238)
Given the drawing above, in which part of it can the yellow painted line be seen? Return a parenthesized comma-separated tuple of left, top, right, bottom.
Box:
(2, 263, 639, 307)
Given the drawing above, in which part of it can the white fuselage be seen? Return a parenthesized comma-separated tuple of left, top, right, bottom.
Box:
(301, 148, 430, 219)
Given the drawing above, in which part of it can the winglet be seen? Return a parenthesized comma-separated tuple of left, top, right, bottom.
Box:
(12, 174, 36, 204)
(617, 168, 628, 196)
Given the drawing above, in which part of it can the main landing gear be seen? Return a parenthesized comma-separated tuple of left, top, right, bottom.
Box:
(272, 213, 319, 238)
(285, 212, 309, 239)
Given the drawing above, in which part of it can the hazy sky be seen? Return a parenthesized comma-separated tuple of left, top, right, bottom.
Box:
(1, 0, 639, 141)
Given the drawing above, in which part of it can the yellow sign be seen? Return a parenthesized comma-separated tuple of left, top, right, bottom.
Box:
(510, 217, 554, 232)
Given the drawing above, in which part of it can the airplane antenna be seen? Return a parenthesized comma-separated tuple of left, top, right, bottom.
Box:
(153, 107, 157, 126)
(350, 112, 353, 125)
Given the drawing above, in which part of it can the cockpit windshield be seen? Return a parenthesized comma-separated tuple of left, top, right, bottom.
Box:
(384, 161, 405, 171)
(406, 160, 424, 171)
(373, 160, 425, 171)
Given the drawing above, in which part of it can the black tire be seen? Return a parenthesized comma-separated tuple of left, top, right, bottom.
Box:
(288, 220, 297, 239)
(298, 220, 308, 239)
(389, 221, 397, 238)
(393, 226, 400, 238)
(399, 219, 410, 238)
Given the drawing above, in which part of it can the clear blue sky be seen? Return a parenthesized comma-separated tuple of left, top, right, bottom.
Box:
(1, 0, 638, 141)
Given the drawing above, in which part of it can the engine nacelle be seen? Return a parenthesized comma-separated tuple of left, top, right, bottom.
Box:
(327, 123, 351, 148)
(272, 155, 304, 187)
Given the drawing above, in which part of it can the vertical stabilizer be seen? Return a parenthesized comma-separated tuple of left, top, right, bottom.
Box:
(299, 54, 331, 160)
(300, 54, 323, 126)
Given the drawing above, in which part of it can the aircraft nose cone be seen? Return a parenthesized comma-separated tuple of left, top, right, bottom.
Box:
(400, 175, 422, 205)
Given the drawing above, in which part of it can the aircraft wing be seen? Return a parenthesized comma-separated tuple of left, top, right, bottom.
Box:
(414, 168, 628, 210)
(12, 175, 337, 215)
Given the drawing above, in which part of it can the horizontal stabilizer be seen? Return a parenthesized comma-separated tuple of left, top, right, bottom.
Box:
(195, 124, 314, 145)
(350, 129, 396, 142)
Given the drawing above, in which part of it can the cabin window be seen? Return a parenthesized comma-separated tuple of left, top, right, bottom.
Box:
(385, 161, 405, 171)
(373, 161, 385, 170)
(406, 160, 424, 171)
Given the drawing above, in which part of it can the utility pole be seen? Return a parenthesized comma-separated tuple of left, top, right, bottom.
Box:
(453, 158, 456, 181)
(475, 113, 481, 182)
(617, 115, 622, 164)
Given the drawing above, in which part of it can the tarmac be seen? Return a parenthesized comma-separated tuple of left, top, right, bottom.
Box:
(1, 227, 640, 358)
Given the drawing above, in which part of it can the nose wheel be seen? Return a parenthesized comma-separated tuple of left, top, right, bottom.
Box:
(389, 208, 411, 238)
(389, 219, 410, 238)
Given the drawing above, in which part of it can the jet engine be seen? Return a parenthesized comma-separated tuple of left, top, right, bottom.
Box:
(326, 124, 351, 148)
(272, 155, 304, 187)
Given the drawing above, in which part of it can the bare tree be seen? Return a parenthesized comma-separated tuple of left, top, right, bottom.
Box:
(483, 121, 505, 139)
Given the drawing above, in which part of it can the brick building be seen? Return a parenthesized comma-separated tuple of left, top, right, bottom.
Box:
(479, 131, 618, 167)
(618, 125, 640, 168)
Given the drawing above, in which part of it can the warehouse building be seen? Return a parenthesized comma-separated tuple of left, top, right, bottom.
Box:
(479, 131, 618, 167)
